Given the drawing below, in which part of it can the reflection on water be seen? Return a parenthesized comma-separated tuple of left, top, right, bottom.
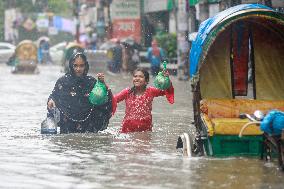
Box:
(0, 64, 283, 189)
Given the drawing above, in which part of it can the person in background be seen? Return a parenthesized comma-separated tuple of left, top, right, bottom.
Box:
(42, 40, 52, 64)
(129, 48, 140, 73)
(147, 39, 166, 76)
(47, 52, 114, 133)
(37, 40, 45, 64)
(112, 39, 123, 73)
(113, 68, 174, 133)
(122, 43, 132, 76)
(90, 31, 97, 51)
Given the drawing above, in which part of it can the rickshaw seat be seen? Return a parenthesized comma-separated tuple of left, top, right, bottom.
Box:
(200, 99, 284, 136)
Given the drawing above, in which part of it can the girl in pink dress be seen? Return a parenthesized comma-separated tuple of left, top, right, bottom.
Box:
(114, 68, 174, 133)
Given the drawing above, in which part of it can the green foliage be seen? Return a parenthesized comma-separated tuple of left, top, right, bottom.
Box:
(0, 1, 5, 41)
(48, 0, 71, 16)
(154, 33, 177, 59)
(15, 0, 34, 13)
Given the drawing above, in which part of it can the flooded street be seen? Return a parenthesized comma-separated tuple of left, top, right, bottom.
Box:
(0, 64, 283, 189)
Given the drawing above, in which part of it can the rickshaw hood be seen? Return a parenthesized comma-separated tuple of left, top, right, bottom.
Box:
(189, 4, 276, 79)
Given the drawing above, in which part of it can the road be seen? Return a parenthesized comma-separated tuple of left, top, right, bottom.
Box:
(0, 64, 283, 189)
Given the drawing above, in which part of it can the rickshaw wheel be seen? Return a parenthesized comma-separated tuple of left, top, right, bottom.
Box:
(176, 133, 194, 157)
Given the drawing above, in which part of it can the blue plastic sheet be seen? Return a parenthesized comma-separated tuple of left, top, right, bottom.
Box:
(189, 4, 274, 78)
(260, 110, 284, 135)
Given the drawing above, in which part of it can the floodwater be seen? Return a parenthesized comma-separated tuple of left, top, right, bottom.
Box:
(0, 64, 283, 189)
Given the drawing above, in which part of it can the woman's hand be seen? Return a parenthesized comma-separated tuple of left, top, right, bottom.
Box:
(97, 73, 105, 83)
(47, 99, 56, 110)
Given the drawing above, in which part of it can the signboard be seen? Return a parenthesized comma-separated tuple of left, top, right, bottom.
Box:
(112, 19, 141, 42)
(111, 0, 140, 19)
(111, 0, 141, 42)
(144, 0, 168, 13)
(36, 13, 49, 31)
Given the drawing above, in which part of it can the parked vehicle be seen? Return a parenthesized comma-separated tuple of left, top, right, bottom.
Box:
(176, 4, 284, 165)
(0, 42, 16, 64)
(11, 40, 38, 74)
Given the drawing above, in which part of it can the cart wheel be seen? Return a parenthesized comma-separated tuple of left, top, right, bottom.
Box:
(176, 133, 194, 157)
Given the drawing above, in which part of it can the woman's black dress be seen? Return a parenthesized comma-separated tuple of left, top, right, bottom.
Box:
(48, 50, 113, 134)
(48, 74, 112, 133)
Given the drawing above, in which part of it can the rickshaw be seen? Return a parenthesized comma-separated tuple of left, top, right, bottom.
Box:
(61, 42, 84, 73)
(11, 40, 38, 74)
(176, 4, 284, 169)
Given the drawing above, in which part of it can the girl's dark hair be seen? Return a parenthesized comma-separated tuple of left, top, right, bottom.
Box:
(129, 68, 150, 94)
(133, 68, 149, 82)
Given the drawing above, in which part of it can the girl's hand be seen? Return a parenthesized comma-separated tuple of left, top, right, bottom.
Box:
(162, 70, 170, 77)
(97, 73, 105, 83)
(47, 99, 56, 110)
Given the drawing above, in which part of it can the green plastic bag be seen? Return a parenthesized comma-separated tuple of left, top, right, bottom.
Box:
(89, 80, 108, 105)
(154, 61, 171, 90)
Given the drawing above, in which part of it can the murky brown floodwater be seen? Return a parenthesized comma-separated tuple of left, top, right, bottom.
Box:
(0, 64, 283, 189)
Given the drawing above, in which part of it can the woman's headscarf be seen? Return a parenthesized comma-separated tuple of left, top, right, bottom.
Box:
(68, 51, 89, 77)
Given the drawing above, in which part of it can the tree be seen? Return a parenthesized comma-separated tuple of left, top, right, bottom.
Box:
(48, 0, 71, 16)
(0, 1, 5, 41)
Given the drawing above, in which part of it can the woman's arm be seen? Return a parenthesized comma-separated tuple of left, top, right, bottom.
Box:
(47, 78, 62, 109)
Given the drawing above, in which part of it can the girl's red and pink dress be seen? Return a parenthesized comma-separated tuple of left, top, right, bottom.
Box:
(113, 85, 174, 133)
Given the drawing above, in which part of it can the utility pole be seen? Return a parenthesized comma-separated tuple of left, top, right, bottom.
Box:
(176, 0, 190, 80)
(73, 0, 80, 43)
(96, 0, 106, 45)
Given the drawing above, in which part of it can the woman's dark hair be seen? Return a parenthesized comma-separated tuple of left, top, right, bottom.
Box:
(68, 51, 89, 76)
(129, 68, 150, 94)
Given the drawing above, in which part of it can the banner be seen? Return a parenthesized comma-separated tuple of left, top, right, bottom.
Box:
(112, 19, 141, 42)
(111, 0, 141, 42)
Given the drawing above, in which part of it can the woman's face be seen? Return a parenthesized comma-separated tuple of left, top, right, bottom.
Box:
(133, 71, 147, 88)
(73, 57, 86, 77)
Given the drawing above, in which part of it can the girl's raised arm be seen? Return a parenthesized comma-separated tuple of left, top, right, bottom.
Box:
(114, 88, 129, 103)
(149, 84, 174, 104)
